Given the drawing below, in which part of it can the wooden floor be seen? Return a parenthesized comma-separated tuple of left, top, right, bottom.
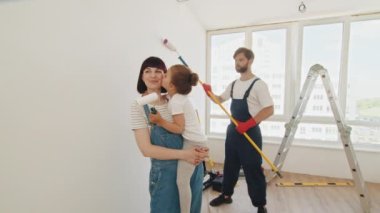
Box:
(201, 170, 380, 213)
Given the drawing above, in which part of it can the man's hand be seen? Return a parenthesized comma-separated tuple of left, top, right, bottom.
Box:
(202, 83, 213, 97)
(236, 117, 257, 134)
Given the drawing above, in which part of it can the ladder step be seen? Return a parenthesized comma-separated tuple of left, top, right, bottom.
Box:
(276, 182, 353, 187)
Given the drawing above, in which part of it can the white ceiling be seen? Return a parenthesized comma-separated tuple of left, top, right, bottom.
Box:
(180, 0, 380, 30)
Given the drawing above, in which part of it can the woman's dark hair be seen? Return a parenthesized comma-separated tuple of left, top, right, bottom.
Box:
(170, 64, 198, 95)
(137, 56, 167, 94)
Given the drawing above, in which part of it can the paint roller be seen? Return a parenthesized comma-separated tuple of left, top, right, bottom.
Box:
(136, 93, 159, 114)
(162, 38, 188, 66)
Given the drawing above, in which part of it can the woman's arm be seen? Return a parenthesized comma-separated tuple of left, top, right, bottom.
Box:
(133, 128, 207, 164)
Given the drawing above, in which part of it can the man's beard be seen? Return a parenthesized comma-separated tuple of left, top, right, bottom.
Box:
(236, 64, 248, 73)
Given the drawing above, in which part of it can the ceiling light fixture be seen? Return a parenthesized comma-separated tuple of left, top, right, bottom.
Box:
(298, 1, 307, 13)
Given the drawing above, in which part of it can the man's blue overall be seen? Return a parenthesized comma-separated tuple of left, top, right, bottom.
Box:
(222, 78, 267, 207)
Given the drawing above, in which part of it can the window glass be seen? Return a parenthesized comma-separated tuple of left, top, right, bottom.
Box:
(295, 123, 338, 141)
(347, 19, 380, 145)
(301, 23, 343, 116)
(252, 29, 286, 115)
(259, 121, 286, 137)
(209, 118, 230, 134)
(208, 17, 380, 147)
(210, 33, 245, 116)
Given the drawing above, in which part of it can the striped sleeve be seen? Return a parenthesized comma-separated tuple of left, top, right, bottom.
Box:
(130, 101, 148, 130)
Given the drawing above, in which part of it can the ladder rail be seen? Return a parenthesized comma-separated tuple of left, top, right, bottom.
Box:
(320, 68, 371, 212)
(273, 67, 319, 172)
(271, 64, 371, 213)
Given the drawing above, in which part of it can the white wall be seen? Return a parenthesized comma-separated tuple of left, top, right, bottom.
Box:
(1, 0, 379, 212)
(0, 0, 205, 213)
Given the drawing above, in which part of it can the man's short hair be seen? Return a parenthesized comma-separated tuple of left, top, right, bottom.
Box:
(233, 47, 254, 61)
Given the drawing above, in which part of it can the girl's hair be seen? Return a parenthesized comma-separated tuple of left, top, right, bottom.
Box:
(137, 56, 167, 94)
(169, 64, 198, 95)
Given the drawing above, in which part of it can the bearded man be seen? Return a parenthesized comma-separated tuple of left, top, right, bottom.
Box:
(203, 47, 274, 213)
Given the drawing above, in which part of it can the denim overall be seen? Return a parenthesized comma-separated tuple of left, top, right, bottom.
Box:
(143, 105, 204, 213)
(222, 78, 267, 207)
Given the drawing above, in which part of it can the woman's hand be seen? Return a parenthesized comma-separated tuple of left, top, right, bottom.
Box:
(182, 146, 209, 165)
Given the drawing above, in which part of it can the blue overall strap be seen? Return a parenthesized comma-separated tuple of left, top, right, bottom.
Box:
(143, 104, 152, 124)
(243, 78, 260, 99)
(230, 78, 260, 99)
(230, 80, 237, 98)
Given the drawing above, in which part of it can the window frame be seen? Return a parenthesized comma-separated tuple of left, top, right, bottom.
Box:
(206, 13, 380, 150)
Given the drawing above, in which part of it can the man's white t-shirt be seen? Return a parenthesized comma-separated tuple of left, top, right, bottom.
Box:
(169, 94, 207, 143)
(220, 76, 274, 117)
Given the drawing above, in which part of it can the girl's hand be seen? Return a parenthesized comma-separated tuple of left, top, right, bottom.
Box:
(149, 112, 162, 124)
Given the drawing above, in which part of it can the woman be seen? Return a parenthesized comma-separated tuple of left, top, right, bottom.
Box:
(149, 64, 208, 213)
(130, 57, 207, 213)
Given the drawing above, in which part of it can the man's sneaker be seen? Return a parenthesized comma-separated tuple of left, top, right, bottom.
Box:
(257, 206, 267, 213)
(209, 194, 233, 206)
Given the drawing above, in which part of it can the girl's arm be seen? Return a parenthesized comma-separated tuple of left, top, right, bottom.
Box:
(133, 128, 207, 164)
(149, 112, 185, 134)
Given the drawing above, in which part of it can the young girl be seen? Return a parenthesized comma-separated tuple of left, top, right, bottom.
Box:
(150, 64, 208, 213)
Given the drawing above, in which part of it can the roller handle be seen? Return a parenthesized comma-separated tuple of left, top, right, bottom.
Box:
(150, 107, 157, 114)
(178, 56, 188, 67)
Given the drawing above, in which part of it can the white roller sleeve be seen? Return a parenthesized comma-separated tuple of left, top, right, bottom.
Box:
(136, 93, 159, 106)
(162, 38, 177, 52)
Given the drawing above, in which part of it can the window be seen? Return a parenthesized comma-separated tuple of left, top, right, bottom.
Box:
(252, 29, 287, 115)
(208, 28, 287, 134)
(207, 15, 380, 148)
(346, 19, 380, 145)
(209, 33, 245, 133)
(301, 23, 343, 117)
(259, 121, 285, 137)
